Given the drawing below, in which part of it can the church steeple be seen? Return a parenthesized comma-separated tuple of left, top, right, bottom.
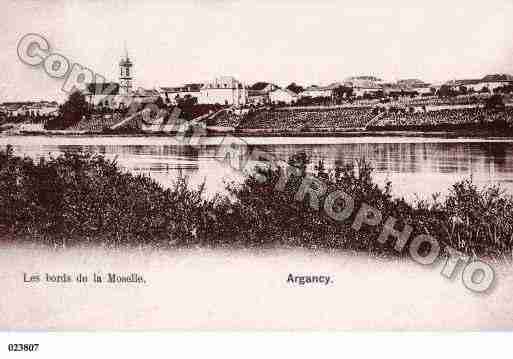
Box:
(119, 42, 133, 95)
(123, 40, 129, 62)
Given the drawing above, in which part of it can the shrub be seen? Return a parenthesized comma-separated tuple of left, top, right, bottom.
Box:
(1, 145, 512, 259)
(0, 146, 214, 247)
(225, 152, 513, 258)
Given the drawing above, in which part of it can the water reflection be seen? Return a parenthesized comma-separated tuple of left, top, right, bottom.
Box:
(2, 136, 513, 201)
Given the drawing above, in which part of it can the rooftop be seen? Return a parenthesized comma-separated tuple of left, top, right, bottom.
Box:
(203, 76, 245, 89)
(481, 74, 513, 82)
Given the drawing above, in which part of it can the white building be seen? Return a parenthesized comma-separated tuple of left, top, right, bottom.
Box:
(248, 82, 279, 105)
(446, 74, 513, 92)
(269, 88, 298, 104)
(5, 103, 59, 117)
(396, 79, 433, 95)
(413, 85, 434, 95)
(344, 75, 384, 97)
(158, 84, 202, 104)
(446, 79, 485, 92)
(345, 75, 383, 88)
(353, 87, 383, 97)
(300, 85, 333, 98)
(199, 76, 248, 106)
(478, 74, 513, 91)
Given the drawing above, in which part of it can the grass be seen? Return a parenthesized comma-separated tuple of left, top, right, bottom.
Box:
(1, 145, 512, 259)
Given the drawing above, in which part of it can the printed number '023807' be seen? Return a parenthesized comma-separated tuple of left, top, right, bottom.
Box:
(8, 344, 39, 352)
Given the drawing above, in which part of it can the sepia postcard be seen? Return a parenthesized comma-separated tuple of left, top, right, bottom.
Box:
(1, 0, 513, 332)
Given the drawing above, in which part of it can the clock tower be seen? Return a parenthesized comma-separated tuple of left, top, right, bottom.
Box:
(119, 47, 133, 95)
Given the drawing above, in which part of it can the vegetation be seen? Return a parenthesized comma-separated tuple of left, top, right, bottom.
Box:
(286, 83, 304, 94)
(227, 155, 513, 259)
(367, 121, 513, 133)
(437, 85, 458, 98)
(485, 94, 506, 111)
(0, 145, 212, 246)
(45, 91, 89, 130)
(1, 145, 512, 259)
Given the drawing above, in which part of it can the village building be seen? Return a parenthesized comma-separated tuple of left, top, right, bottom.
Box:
(479, 74, 513, 91)
(131, 88, 160, 101)
(396, 79, 433, 95)
(380, 79, 433, 97)
(352, 86, 382, 97)
(0, 101, 59, 117)
(158, 84, 202, 104)
(345, 75, 383, 88)
(344, 76, 384, 97)
(446, 74, 513, 93)
(199, 76, 248, 106)
(445, 79, 485, 92)
(247, 82, 279, 105)
(299, 85, 333, 98)
(269, 88, 298, 104)
(412, 84, 434, 95)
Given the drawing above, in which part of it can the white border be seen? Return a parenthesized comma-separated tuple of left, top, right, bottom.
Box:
(0, 332, 511, 359)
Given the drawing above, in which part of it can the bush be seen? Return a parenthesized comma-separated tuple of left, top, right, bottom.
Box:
(223, 152, 513, 258)
(1, 145, 512, 259)
(45, 91, 89, 130)
(0, 146, 215, 247)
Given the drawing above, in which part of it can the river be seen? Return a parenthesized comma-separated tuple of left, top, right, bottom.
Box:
(1, 135, 513, 201)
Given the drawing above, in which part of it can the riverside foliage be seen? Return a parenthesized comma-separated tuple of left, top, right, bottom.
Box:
(1, 145, 512, 259)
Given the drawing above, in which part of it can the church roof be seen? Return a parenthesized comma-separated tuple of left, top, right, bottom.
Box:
(160, 84, 202, 93)
(250, 82, 273, 91)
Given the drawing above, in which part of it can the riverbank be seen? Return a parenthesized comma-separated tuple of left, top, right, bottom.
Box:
(9, 130, 513, 140)
(1, 146, 513, 260)
(233, 128, 513, 138)
(9, 126, 513, 139)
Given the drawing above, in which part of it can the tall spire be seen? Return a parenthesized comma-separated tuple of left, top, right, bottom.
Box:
(124, 40, 129, 61)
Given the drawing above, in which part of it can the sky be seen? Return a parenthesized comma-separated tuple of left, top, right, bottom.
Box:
(2, 0, 513, 102)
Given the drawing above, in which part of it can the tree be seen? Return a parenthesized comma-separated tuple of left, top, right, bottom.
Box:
(286, 82, 304, 94)
(332, 85, 353, 100)
(176, 95, 199, 120)
(437, 85, 455, 98)
(61, 91, 88, 116)
(154, 96, 166, 109)
(45, 91, 88, 130)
